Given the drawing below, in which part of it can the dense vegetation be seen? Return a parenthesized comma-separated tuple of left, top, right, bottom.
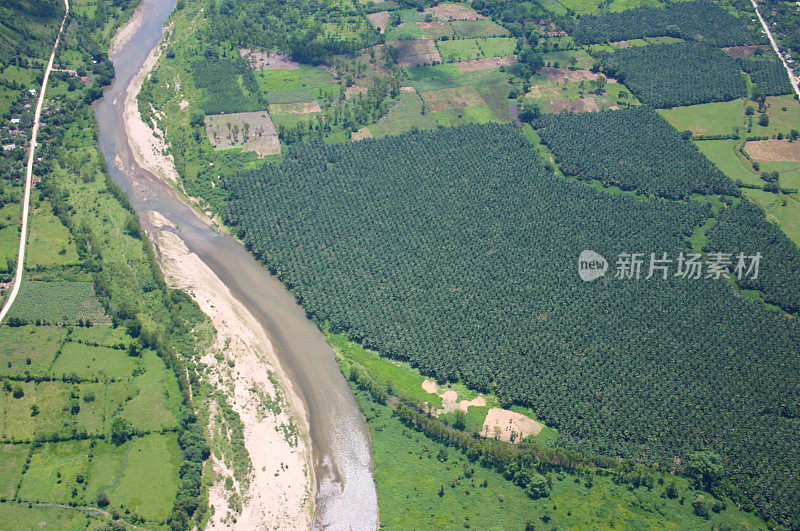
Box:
(602, 42, 747, 108)
(603, 43, 747, 108)
(569, 0, 764, 46)
(533, 107, 738, 199)
(191, 52, 264, 114)
(335, 335, 767, 530)
(742, 57, 794, 97)
(200, 0, 379, 64)
(225, 124, 800, 526)
(705, 199, 800, 311)
(0, 0, 209, 528)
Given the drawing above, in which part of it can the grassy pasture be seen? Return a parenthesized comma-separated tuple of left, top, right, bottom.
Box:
(451, 20, 509, 38)
(541, 49, 594, 69)
(385, 21, 428, 40)
(476, 37, 516, 57)
(0, 444, 28, 499)
(750, 95, 800, 137)
(17, 440, 92, 504)
(345, 368, 767, 530)
(110, 433, 181, 521)
(437, 39, 481, 62)
(658, 99, 746, 135)
(0, 503, 89, 530)
(69, 325, 131, 349)
(119, 350, 181, 432)
(6, 281, 109, 325)
(433, 104, 495, 126)
(367, 91, 438, 137)
(255, 65, 336, 92)
(50, 342, 136, 381)
(0, 325, 67, 377)
(695, 140, 761, 186)
(744, 188, 800, 245)
(25, 197, 80, 270)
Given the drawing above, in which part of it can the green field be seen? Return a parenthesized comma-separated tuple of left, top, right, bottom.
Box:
(750, 95, 800, 137)
(437, 39, 481, 62)
(25, 197, 81, 270)
(368, 91, 438, 137)
(255, 65, 337, 94)
(50, 341, 137, 380)
(744, 188, 800, 245)
(451, 20, 509, 38)
(6, 281, 109, 325)
(0, 444, 28, 499)
(475, 37, 517, 57)
(541, 49, 594, 69)
(344, 363, 767, 530)
(0, 325, 67, 376)
(695, 140, 762, 186)
(0, 503, 90, 530)
(658, 99, 746, 136)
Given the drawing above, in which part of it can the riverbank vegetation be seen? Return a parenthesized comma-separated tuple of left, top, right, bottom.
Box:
(140, 0, 800, 527)
(0, 0, 210, 529)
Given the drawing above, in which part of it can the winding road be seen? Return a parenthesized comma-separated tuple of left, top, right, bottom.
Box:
(0, 0, 70, 323)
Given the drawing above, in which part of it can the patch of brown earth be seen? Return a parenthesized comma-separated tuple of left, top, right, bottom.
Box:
(351, 127, 373, 141)
(366, 11, 391, 34)
(540, 67, 608, 83)
(481, 408, 543, 443)
(388, 39, 442, 67)
(269, 101, 322, 115)
(723, 45, 770, 58)
(549, 97, 599, 113)
(423, 3, 488, 20)
(456, 54, 517, 72)
(419, 86, 485, 111)
(745, 139, 800, 162)
(239, 48, 300, 70)
(204, 111, 281, 156)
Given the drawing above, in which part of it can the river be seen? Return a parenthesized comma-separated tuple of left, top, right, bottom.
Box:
(94, 0, 379, 528)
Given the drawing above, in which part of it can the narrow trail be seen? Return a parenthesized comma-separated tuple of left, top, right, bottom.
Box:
(750, 0, 800, 99)
(0, 0, 70, 323)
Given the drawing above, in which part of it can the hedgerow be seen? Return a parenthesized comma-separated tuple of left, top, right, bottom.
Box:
(224, 124, 800, 527)
(570, 0, 764, 46)
(533, 107, 738, 199)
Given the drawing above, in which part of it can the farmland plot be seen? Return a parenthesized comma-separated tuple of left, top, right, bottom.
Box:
(205, 112, 281, 156)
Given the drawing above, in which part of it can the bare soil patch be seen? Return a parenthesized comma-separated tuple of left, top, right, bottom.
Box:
(400, 85, 417, 93)
(269, 101, 322, 115)
(611, 40, 633, 48)
(540, 67, 606, 83)
(548, 97, 599, 113)
(419, 85, 485, 111)
(723, 45, 769, 58)
(366, 11, 391, 34)
(351, 127, 373, 141)
(421, 379, 487, 414)
(745, 139, 800, 162)
(345, 85, 369, 97)
(481, 408, 543, 443)
(388, 39, 442, 67)
(456, 54, 517, 72)
(205, 111, 281, 156)
(424, 3, 487, 21)
(239, 48, 300, 70)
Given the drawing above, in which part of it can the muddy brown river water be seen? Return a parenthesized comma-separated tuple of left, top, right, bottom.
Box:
(94, 1, 379, 528)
